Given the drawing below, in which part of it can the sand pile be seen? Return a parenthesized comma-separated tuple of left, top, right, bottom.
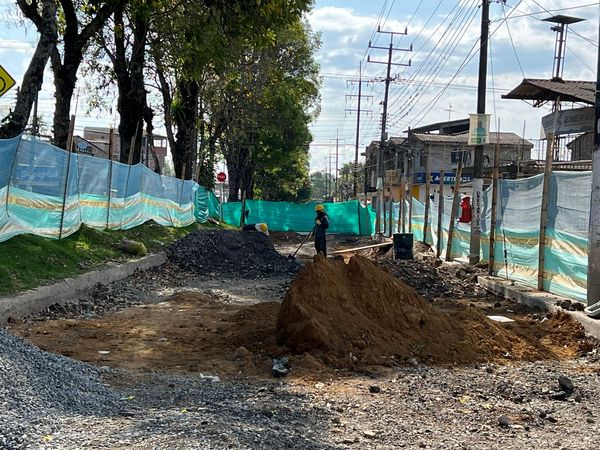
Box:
(276, 255, 591, 366)
(167, 229, 299, 278)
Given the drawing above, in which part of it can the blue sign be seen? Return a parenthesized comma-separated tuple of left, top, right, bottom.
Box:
(14, 165, 61, 183)
(414, 172, 473, 185)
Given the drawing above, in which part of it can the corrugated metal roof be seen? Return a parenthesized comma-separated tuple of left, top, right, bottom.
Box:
(411, 132, 532, 147)
(502, 79, 594, 105)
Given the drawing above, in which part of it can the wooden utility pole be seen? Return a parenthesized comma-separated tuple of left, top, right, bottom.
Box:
(469, 0, 490, 265)
(436, 169, 444, 258)
(346, 61, 373, 198)
(445, 152, 464, 261)
(106, 128, 114, 230)
(407, 155, 414, 232)
(369, 26, 412, 234)
(588, 18, 600, 306)
(488, 132, 500, 275)
(423, 144, 431, 244)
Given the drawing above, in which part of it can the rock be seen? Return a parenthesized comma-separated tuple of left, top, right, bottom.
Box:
(118, 238, 148, 256)
(485, 367, 494, 374)
(558, 375, 575, 394)
(363, 430, 377, 439)
(571, 302, 585, 311)
(557, 300, 571, 310)
(551, 391, 569, 401)
(498, 415, 512, 428)
(233, 346, 252, 360)
(369, 385, 381, 394)
(315, 382, 325, 390)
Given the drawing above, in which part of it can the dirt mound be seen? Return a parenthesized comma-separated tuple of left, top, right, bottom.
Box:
(277, 255, 592, 367)
(167, 229, 299, 278)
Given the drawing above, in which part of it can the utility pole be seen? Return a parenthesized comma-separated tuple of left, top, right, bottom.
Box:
(444, 103, 453, 122)
(368, 26, 412, 234)
(469, 0, 490, 265)
(335, 134, 339, 201)
(345, 61, 373, 198)
(587, 17, 600, 306)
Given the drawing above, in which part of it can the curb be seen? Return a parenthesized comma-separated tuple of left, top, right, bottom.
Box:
(0, 252, 167, 325)
(478, 275, 600, 340)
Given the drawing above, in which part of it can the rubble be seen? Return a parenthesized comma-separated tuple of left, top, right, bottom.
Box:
(166, 229, 299, 278)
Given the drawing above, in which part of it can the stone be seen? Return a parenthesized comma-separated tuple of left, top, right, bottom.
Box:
(369, 385, 381, 394)
(558, 376, 575, 394)
(498, 415, 512, 428)
(551, 391, 568, 401)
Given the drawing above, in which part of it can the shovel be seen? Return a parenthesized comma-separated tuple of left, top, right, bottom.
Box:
(289, 228, 314, 259)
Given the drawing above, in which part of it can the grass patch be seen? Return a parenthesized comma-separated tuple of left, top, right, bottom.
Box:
(0, 221, 214, 296)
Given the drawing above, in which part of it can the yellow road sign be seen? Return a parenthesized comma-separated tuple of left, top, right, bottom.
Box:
(0, 65, 16, 97)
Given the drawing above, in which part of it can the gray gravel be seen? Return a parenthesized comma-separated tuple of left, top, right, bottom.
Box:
(3, 234, 600, 449)
(3, 330, 600, 450)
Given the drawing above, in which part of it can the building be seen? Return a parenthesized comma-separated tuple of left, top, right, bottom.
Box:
(363, 118, 533, 204)
(77, 127, 168, 173)
(409, 130, 533, 202)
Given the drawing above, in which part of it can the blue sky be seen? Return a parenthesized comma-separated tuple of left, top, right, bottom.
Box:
(1, 0, 599, 173)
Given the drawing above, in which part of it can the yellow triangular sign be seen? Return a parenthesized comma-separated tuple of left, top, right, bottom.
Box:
(0, 64, 16, 97)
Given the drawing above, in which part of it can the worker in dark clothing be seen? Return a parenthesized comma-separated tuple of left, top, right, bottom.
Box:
(314, 204, 329, 256)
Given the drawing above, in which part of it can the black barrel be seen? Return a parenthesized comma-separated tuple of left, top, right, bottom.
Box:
(393, 233, 413, 260)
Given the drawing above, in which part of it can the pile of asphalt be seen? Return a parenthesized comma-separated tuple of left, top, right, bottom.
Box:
(166, 229, 299, 278)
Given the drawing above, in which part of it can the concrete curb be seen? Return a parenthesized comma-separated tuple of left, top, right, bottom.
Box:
(0, 252, 167, 325)
(478, 275, 600, 339)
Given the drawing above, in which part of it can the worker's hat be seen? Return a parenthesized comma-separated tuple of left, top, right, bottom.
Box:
(259, 223, 268, 233)
(315, 204, 325, 212)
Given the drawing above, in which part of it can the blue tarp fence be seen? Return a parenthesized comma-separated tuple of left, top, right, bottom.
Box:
(210, 171, 590, 302)
(0, 135, 200, 242)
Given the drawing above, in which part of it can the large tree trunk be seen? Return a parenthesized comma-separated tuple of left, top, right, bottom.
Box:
(0, 0, 57, 138)
(172, 78, 198, 179)
(114, 5, 147, 165)
(50, 48, 78, 148)
(50, 0, 123, 148)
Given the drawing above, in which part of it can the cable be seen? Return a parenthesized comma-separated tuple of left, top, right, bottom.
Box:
(393, 0, 526, 133)
(501, 2, 525, 77)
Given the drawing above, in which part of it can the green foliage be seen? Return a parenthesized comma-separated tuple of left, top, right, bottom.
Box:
(0, 222, 204, 295)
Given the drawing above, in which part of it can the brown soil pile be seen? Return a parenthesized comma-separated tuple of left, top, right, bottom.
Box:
(277, 255, 592, 367)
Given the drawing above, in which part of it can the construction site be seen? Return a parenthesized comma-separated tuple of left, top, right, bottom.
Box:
(0, 226, 599, 449)
(3, 0, 600, 449)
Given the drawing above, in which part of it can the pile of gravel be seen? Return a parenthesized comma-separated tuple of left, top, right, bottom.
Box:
(166, 229, 299, 278)
(0, 329, 120, 449)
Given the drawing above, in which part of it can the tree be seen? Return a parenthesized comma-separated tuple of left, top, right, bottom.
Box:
(309, 171, 334, 201)
(50, 0, 123, 149)
(337, 161, 364, 201)
(220, 19, 320, 201)
(0, 0, 57, 139)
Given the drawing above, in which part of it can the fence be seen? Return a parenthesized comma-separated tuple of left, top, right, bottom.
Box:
(213, 199, 376, 236)
(0, 135, 200, 243)
(213, 171, 590, 302)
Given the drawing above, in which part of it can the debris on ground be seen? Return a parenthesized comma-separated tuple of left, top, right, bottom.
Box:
(166, 229, 299, 278)
(276, 255, 595, 367)
(376, 249, 489, 300)
(271, 356, 291, 377)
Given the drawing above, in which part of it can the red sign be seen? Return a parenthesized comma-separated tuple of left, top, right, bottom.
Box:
(216, 171, 226, 182)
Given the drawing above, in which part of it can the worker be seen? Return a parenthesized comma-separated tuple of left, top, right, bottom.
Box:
(242, 223, 269, 236)
(314, 204, 329, 256)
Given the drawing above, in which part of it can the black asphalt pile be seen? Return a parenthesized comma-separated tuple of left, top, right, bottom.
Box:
(376, 249, 487, 300)
(167, 229, 300, 278)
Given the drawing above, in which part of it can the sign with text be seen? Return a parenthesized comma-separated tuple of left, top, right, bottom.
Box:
(0, 64, 16, 98)
(14, 165, 61, 183)
(468, 113, 490, 145)
(542, 106, 594, 136)
(414, 172, 473, 185)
